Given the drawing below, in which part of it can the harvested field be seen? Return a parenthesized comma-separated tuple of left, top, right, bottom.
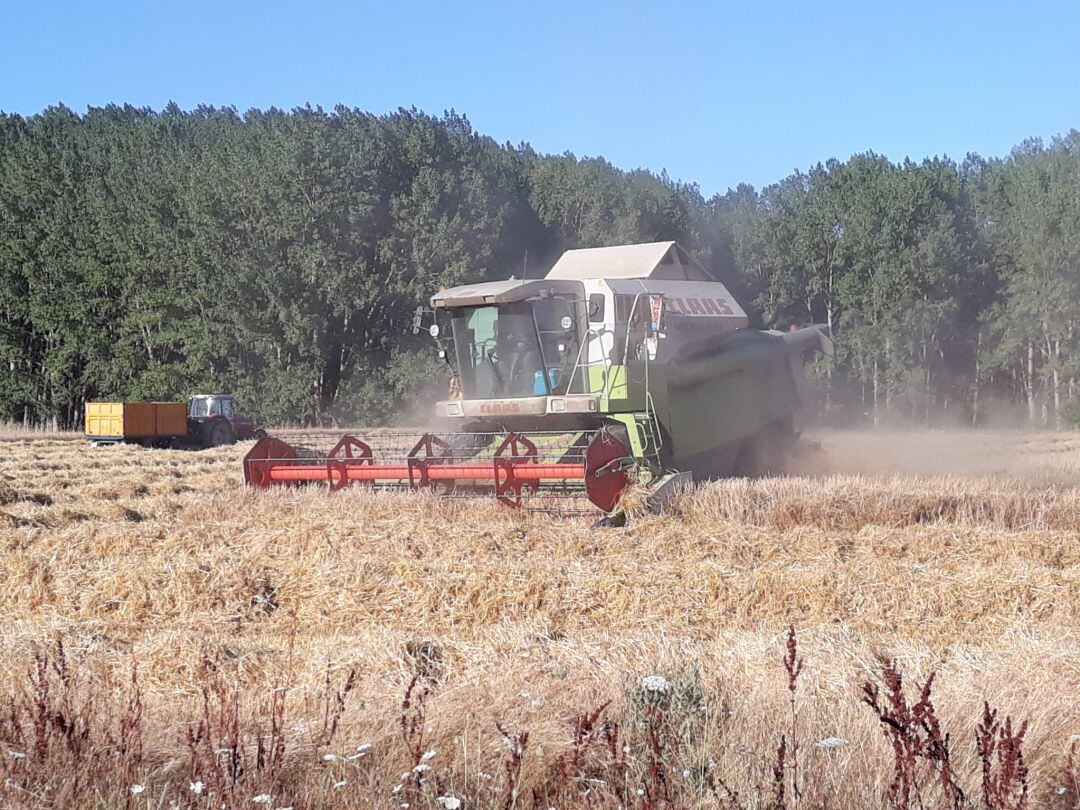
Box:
(0, 430, 1077, 807)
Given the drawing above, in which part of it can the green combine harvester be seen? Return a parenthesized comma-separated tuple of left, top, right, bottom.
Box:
(244, 241, 833, 517)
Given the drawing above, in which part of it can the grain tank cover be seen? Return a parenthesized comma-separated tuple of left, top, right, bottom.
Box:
(545, 241, 715, 281)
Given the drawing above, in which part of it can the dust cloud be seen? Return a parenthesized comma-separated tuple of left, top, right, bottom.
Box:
(791, 428, 1080, 482)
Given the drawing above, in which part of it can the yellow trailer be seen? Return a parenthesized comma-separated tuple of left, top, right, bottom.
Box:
(85, 402, 188, 445)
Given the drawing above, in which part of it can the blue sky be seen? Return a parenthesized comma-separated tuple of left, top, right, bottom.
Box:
(2, 0, 1078, 195)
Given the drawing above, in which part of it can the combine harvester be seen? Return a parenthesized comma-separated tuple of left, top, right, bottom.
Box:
(244, 242, 832, 519)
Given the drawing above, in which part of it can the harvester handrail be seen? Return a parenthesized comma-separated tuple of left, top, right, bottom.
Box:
(564, 326, 616, 396)
(618, 289, 664, 456)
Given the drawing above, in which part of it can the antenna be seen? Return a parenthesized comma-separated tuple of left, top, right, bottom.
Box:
(522, 250, 529, 278)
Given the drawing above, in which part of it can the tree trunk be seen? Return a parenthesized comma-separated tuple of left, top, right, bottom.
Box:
(1027, 343, 1036, 424)
(872, 359, 880, 427)
(1053, 339, 1061, 429)
(884, 335, 892, 418)
(972, 328, 981, 427)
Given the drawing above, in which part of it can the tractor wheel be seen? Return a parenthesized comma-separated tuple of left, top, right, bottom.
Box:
(207, 422, 235, 448)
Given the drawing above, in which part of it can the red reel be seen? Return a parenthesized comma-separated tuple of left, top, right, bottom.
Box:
(583, 430, 632, 513)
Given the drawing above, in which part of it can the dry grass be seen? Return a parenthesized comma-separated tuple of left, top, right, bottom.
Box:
(0, 429, 1077, 807)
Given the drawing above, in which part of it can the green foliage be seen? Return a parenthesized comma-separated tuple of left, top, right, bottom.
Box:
(1063, 400, 1080, 429)
(0, 104, 1078, 427)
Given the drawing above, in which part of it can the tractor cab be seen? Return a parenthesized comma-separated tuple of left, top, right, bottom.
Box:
(189, 394, 236, 420)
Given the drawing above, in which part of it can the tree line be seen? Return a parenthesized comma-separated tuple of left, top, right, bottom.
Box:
(1, 104, 1077, 428)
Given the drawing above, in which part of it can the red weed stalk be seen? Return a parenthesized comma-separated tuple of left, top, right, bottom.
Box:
(976, 701, 1029, 810)
(494, 719, 529, 810)
(861, 659, 965, 809)
(783, 625, 804, 802)
(771, 734, 787, 809)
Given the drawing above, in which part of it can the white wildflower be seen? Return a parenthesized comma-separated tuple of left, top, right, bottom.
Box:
(401, 772, 411, 781)
(322, 753, 338, 761)
(682, 769, 691, 778)
(1055, 786, 1067, 795)
(421, 749, 437, 761)
(332, 780, 347, 789)
(531, 699, 545, 709)
(815, 737, 849, 749)
(8, 751, 26, 759)
(189, 780, 205, 795)
(436, 797, 462, 810)
(130, 784, 146, 795)
(519, 691, 531, 698)
(252, 796, 273, 805)
(478, 771, 492, 780)
(640, 674, 670, 693)
(413, 763, 432, 773)
(636, 788, 645, 796)
(356, 743, 372, 753)
(392, 784, 403, 794)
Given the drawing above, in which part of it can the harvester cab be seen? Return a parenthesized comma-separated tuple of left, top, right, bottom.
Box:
(244, 242, 833, 516)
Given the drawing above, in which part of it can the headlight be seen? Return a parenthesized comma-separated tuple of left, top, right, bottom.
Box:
(549, 398, 566, 413)
(446, 402, 463, 416)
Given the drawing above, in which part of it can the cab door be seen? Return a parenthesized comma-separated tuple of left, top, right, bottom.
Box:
(581, 279, 615, 394)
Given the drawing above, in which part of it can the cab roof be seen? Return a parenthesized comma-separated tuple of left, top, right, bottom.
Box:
(545, 241, 714, 281)
(431, 279, 582, 308)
